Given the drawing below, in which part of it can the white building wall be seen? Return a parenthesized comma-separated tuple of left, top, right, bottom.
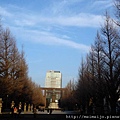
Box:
(45, 70, 62, 88)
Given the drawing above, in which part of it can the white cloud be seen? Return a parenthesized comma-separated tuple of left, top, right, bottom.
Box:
(14, 19, 36, 26)
(0, 2, 104, 52)
(47, 0, 83, 15)
(25, 29, 90, 51)
(11, 26, 90, 52)
(0, 6, 12, 17)
(90, 0, 113, 11)
(11, 13, 103, 28)
(49, 14, 103, 27)
(93, 0, 113, 7)
(0, 4, 104, 28)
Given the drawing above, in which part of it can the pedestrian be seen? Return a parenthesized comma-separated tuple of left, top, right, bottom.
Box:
(33, 107, 37, 118)
(49, 109, 52, 114)
(11, 106, 14, 115)
(47, 108, 49, 114)
(18, 105, 22, 114)
(14, 107, 18, 117)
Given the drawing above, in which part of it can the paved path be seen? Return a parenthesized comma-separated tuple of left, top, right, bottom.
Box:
(37, 110, 66, 114)
(0, 110, 80, 120)
(21, 110, 79, 114)
(20, 110, 64, 114)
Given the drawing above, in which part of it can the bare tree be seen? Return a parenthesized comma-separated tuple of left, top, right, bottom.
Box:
(31, 82, 44, 106)
(75, 58, 90, 112)
(114, 0, 120, 26)
(59, 79, 76, 110)
(90, 32, 107, 113)
(76, 13, 120, 114)
(0, 23, 45, 108)
(0, 28, 16, 97)
(100, 13, 120, 114)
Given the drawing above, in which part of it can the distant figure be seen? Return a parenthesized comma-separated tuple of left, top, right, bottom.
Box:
(11, 106, 14, 116)
(49, 109, 52, 114)
(18, 105, 22, 114)
(14, 107, 17, 113)
(14, 107, 18, 117)
(47, 108, 49, 114)
(33, 107, 37, 118)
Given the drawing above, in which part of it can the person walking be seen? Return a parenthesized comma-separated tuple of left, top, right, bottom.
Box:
(33, 107, 37, 118)
(11, 106, 14, 116)
(49, 109, 52, 114)
(47, 108, 49, 114)
(14, 107, 18, 117)
(18, 104, 22, 114)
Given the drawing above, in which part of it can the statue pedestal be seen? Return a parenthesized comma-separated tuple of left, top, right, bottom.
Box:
(48, 94, 59, 109)
(48, 102, 59, 109)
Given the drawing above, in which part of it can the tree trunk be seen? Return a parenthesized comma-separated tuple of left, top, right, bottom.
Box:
(110, 101, 116, 114)
(110, 94, 117, 114)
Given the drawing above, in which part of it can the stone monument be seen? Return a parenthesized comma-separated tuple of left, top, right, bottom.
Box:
(48, 89, 59, 109)
(28, 104, 30, 112)
(24, 103, 26, 112)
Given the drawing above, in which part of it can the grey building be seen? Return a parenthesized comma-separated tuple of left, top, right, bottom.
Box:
(45, 70, 62, 108)
(45, 70, 62, 88)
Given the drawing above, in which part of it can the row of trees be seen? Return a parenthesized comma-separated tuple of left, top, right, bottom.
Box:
(0, 22, 45, 109)
(60, 0, 120, 114)
(75, 12, 120, 114)
(59, 80, 76, 110)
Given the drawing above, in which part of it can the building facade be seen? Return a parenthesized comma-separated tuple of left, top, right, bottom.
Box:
(45, 70, 62, 108)
(45, 70, 62, 88)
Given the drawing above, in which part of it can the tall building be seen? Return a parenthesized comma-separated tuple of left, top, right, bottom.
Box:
(45, 70, 62, 108)
(45, 70, 62, 88)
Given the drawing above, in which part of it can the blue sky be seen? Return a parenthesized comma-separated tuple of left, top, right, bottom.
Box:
(0, 0, 113, 87)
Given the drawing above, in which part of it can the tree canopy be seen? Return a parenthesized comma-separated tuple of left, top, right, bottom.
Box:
(0, 23, 45, 109)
